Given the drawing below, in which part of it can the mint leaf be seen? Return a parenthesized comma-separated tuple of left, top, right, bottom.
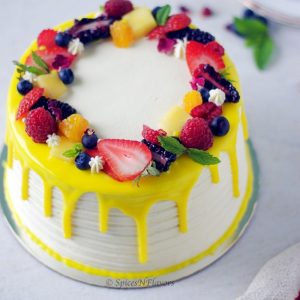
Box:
(187, 148, 220, 165)
(32, 51, 49, 73)
(13, 61, 47, 76)
(234, 17, 267, 37)
(254, 35, 274, 70)
(63, 144, 83, 158)
(158, 136, 186, 155)
(156, 5, 171, 25)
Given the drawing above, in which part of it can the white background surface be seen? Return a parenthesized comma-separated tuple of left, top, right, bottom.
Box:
(0, 0, 300, 299)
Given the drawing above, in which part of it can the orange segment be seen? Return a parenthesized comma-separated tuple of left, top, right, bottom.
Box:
(110, 20, 135, 48)
(183, 91, 203, 113)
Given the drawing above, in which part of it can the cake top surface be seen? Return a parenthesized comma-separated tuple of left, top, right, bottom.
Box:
(8, 1, 243, 187)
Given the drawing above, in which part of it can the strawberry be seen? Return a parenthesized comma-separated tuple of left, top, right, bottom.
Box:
(97, 139, 152, 182)
(142, 125, 167, 145)
(25, 47, 75, 70)
(165, 14, 191, 32)
(186, 41, 225, 74)
(37, 29, 57, 48)
(16, 88, 44, 120)
(148, 26, 167, 40)
(85, 147, 101, 158)
(206, 41, 225, 56)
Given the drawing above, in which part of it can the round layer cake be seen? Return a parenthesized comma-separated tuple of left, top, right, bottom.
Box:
(3, 1, 256, 288)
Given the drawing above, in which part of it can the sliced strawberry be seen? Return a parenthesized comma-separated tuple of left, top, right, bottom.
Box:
(206, 41, 225, 56)
(97, 139, 152, 182)
(85, 148, 100, 158)
(148, 26, 167, 40)
(165, 13, 191, 33)
(25, 47, 76, 70)
(37, 29, 58, 48)
(16, 88, 44, 120)
(186, 41, 225, 74)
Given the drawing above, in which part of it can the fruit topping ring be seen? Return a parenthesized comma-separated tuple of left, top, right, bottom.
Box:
(13, 0, 240, 183)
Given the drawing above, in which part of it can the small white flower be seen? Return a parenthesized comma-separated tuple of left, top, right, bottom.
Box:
(209, 89, 226, 106)
(46, 133, 61, 148)
(22, 71, 37, 83)
(89, 156, 104, 174)
(68, 38, 84, 55)
(174, 38, 187, 59)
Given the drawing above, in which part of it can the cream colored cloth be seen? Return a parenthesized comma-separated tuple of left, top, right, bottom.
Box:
(237, 243, 300, 300)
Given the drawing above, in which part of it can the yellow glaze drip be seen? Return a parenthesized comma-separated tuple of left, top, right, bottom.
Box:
(4, 12, 249, 264)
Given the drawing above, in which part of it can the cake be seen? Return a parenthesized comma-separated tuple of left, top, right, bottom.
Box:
(3, 1, 257, 288)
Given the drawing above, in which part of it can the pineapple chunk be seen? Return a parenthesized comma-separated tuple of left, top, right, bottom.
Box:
(49, 137, 78, 161)
(123, 7, 157, 39)
(36, 71, 67, 99)
(160, 105, 191, 136)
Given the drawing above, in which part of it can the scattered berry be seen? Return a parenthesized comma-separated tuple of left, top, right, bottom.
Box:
(206, 41, 225, 56)
(179, 5, 190, 14)
(75, 152, 91, 170)
(180, 118, 213, 150)
(201, 7, 213, 17)
(26, 47, 75, 70)
(16, 87, 44, 120)
(104, 0, 133, 18)
(25, 107, 57, 143)
(209, 116, 230, 136)
(200, 88, 210, 102)
(148, 26, 166, 40)
(190, 102, 222, 123)
(58, 68, 74, 85)
(243, 8, 255, 19)
(165, 14, 191, 33)
(82, 128, 98, 149)
(97, 139, 152, 182)
(142, 125, 167, 145)
(37, 29, 57, 48)
(17, 80, 33, 96)
(186, 41, 225, 74)
(255, 15, 268, 26)
(152, 6, 161, 18)
(193, 64, 240, 103)
(110, 20, 135, 48)
(59, 114, 89, 142)
(183, 90, 203, 113)
(142, 139, 176, 172)
(68, 16, 113, 44)
(55, 32, 72, 47)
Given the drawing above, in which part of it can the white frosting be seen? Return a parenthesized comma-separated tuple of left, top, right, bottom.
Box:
(7, 123, 249, 275)
(46, 133, 60, 148)
(22, 71, 37, 83)
(174, 39, 187, 59)
(68, 38, 84, 55)
(209, 88, 226, 106)
(89, 156, 104, 173)
(65, 39, 191, 140)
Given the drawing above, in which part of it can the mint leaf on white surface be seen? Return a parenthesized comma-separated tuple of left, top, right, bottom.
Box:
(254, 36, 274, 70)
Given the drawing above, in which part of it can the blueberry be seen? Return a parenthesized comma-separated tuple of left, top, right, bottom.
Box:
(209, 116, 230, 136)
(82, 129, 98, 149)
(243, 8, 256, 19)
(200, 88, 210, 102)
(55, 32, 72, 47)
(152, 6, 161, 18)
(255, 15, 269, 26)
(75, 152, 91, 170)
(17, 80, 33, 95)
(58, 68, 74, 85)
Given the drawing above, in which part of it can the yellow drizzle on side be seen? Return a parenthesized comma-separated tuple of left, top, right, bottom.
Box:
(4, 13, 250, 264)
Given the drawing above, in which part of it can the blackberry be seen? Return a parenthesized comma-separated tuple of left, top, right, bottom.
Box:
(200, 88, 210, 102)
(31, 96, 48, 110)
(194, 64, 240, 103)
(187, 29, 215, 44)
(142, 140, 176, 172)
(67, 16, 114, 45)
(166, 27, 191, 40)
(58, 102, 77, 119)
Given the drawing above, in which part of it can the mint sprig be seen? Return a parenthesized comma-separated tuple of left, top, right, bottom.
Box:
(156, 5, 171, 26)
(234, 17, 274, 70)
(158, 136, 220, 166)
(13, 60, 47, 77)
(31, 51, 50, 73)
(63, 144, 83, 158)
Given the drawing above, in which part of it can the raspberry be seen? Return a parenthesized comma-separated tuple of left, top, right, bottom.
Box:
(142, 125, 167, 145)
(191, 102, 222, 124)
(16, 88, 44, 120)
(180, 118, 213, 150)
(104, 0, 133, 18)
(37, 29, 57, 48)
(165, 14, 191, 33)
(25, 108, 57, 143)
(148, 26, 166, 40)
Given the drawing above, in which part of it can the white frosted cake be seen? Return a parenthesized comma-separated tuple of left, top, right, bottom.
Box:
(3, 0, 256, 288)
